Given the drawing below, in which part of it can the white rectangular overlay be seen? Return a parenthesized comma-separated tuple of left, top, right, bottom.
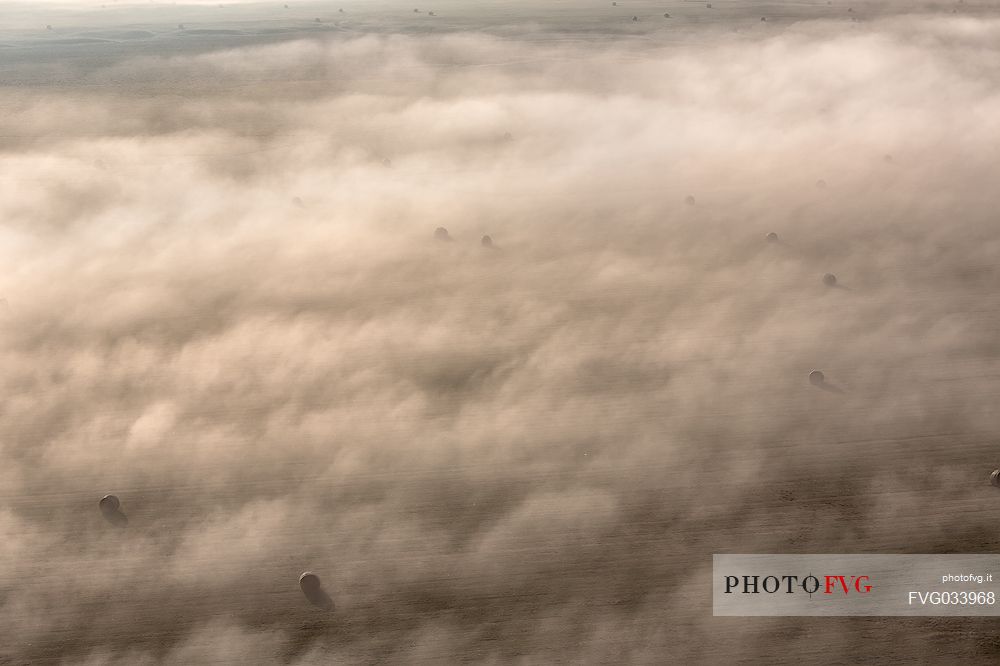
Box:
(714, 554, 1000, 616)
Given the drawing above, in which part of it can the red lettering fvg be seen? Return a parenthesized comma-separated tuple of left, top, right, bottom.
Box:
(823, 575, 872, 594)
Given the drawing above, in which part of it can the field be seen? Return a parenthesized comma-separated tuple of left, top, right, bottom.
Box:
(3, 1, 1000, 663)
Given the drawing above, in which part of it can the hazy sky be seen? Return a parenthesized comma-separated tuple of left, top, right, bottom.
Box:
(3, 1, 1000, 664)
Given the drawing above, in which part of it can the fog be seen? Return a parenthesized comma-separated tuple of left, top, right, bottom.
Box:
(3, 1, 1000, 663)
